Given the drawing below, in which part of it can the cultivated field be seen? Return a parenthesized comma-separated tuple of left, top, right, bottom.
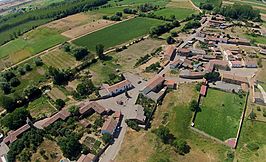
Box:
(192, 0, 222, 7)
(116, 84, 231, 162)
(73, 17, 164, 52)
(41, 49, 79, 69)
(195, 88, 245, 141)
(45, 13, 103, 33)
(0, 27, 68, 64)
(61, 19, 115, 39)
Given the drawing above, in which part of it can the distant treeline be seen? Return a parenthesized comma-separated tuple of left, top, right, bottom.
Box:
(0, 0, 108, 46)
(217, 3, 261, 21)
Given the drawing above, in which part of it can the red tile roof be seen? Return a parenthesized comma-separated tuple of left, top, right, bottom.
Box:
(200, 85, 207, 96)
(107, 80, 132, 93)
(144, 75, 165, 91)
(77, 153, 95, 162)
(79, 101, 107, 115)
(164, 46, 176, 58)
(101, 117, 118, 135)
(3, 124, 31, 144)
(41, 109, 71, 128)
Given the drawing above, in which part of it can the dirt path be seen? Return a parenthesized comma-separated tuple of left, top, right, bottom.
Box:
(189, 0, 202, 13)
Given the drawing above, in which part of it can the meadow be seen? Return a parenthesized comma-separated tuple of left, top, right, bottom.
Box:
(195, 88, 245, 141)
(154, 8, 197, 20)
(73, 17, 164, 52)
(0, 27, 68, 63)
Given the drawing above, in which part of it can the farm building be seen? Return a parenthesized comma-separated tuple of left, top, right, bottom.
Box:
(129, 105, 146, 124)
(101, 117, 118, 135)
(245, 60, 257, 68)
(179, 70, 205, 79)
(164, 80, 176, 89)
(177, 48, 190, 56)
(141, 75, 165, 95)
(253, 92, 265, 105)
(170, 59, 183, 69)
(230, 61, 244, 68)
(221, 73, 249, 86)
(164, 45, 176, 61)
(200, 85, 208, 96)
(3, 124, 31, 145)
(99, 80, 133, 97)
(34, 109, 71, 129)
(79, 101, 108, 116)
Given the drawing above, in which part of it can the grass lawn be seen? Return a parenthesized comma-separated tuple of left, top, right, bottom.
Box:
(0, 27, 68, 63)
(244, 34, 266, 45)
(116, 84, 232, 162)
(26, 96, 57, 119)
(236, 120, 266, 162)
(73, 17, 164, 52)
(195, 88, 245, 141)
(154, 8, 197, 20)
(192, 0, 222, 7)
(41, 48, 79, 69)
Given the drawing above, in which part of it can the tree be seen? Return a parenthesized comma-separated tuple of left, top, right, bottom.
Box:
(55, 99, 65, 109)
(2, 71, 15, 81)
(48, 67, 69, 85)
(166, 36, 175, 44)
(72, 47, 88, 60)
(62, 42, 71, 52)
(2, 108, 30, 130)
(102, 133, 112, 144)
(10, 77, 21, 87)
(58, 133, 82, 160)
(154, 125, 171, 144)
(76, 79, 95, 96)
(200, 3, 214, 10)
(172, 139, 190, 155)
(189, 100, 198, 112)
(34, 57, 43, 66)
(24, 63, 32, 71)
(249, 111, 256, 120)
(0, 95, 15, 112)
(125, 119, 140, 131)
(18, 67, 26, 75)
(204, 72, 220, 81)
(23, 85, 42, 100)
(0, 82, 12, 94)
(96, 44, 105, 60)
(68, 106, 80, 116)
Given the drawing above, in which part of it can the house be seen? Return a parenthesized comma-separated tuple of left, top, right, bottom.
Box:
(101, 117, 118, 135)
(99, 80, 133, 97)
(209, 60, 230, 71)
(245, 60, 257, 68)
(170, 59, 183, 69)
(77, 153, 95, 162)
(260, 49, 266, 55)
(182, 59, 193, 69)
(164, 45, 176, 61)
(79, 119, 90, 128)
(191, 48, 206, 55)
(200, 85, 207, 96)
(34, 109, 71, 129)
(3, 124, 31, 145)
(129, 105, 146, 124)
(179, 70, 205, 79)
(79, 101, 108, 116)
(253, 92, 265, 105)
(146, 87, 167, 102)
(227, 38, 250, 46)
(221, 73, 249, 86)
(230, 61, 244, 68)
(141, 75, 165, 95)
(177, 48, 190, 56)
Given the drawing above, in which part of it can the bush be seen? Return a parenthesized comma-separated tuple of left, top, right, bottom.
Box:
(153, 125, 171, 144)
(34, 57, 43, 66)
(256, 106, 261, 111)
(189, 100, 198, 112)
(172, 139, 190, 155)
(102, 133, 112, 144)
(24, 64, 32, 71)
(10, 77, 21, 87)
(55, 99, 65, 109)
(126, 119, 140, 131)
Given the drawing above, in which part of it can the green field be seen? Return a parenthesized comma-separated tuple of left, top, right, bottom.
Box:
(73, 17, 164, 52)
(195, 89, 245, 141)
(236, 120, 266, 162)
(0, 27, 68, 61)
(192, 0, 222, 7)
(154, 8, 197, 20)
(42, 49, 78, 69)
(244, 34, 266, 45)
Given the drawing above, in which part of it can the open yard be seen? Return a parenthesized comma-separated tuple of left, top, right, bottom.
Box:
(26, 96, 57, 120)
(0, 27, 68, 64)
(73, 17, 164, 52)
(31, 139, 63, 162)
(154, 7, 197, 20)
(116, 84, 231, 162)
(41, 48, 79, 69)
(195, 88, 245, 141)
(47, 87, 67, 101)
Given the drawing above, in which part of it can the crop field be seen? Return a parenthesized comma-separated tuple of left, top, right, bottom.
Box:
(195, 88, 245, 141)
(192, 0, 222, 7)
(108, 0, 168, 6)
(73, 17, 164, 52)
(0, 27, 68, 63)
(223, 0, 266, 15)
(154, 8, 197, 20)
(61, 19, 115, 39)
(41, 49, 78, 69)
